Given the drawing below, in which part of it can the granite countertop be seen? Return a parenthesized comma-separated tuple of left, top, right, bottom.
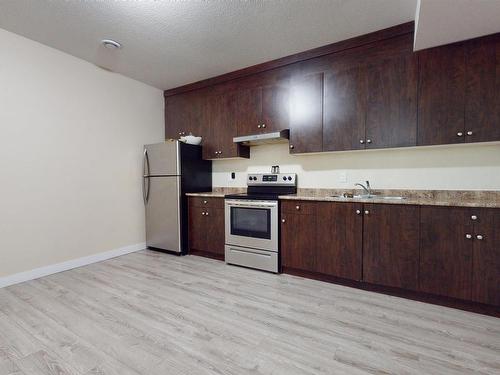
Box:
(279, 189, 500, 208)
(187, 188, 500, 208)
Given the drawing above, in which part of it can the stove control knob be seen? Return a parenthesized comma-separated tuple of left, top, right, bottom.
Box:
(283, 176, 287, 181)
(287, 176, 292, 181)
(248, 176, 252, 181)
(253, 177, 258, 181)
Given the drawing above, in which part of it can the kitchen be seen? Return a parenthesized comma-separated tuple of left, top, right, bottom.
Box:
(1, 1, 499, 374)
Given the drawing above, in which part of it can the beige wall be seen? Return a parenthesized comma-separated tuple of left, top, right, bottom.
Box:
(0, 29, 164, 278)
(213, 142, 500, 190)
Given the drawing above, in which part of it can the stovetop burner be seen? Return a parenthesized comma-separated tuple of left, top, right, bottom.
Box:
(225, 173, 297, 200)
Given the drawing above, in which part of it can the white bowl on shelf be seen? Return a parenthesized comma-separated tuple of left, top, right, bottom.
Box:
(180, 135, 202, 145)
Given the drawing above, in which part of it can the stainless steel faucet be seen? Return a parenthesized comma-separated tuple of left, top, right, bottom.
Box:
(355, 180, 372, 196)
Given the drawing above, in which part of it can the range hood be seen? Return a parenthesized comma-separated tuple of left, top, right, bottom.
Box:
(233, 129, 289, 146)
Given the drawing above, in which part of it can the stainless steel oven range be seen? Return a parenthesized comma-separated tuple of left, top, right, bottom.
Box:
(224, 173, 297, 273)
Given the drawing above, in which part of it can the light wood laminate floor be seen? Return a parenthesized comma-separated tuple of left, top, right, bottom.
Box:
(0, 250, 499, 375)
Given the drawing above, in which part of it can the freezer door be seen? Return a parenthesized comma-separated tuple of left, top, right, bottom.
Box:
(144, 141, 180, 176)
(145, 176, 181, 252)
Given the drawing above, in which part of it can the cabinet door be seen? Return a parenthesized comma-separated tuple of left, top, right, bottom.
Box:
(261, 84, 290, 133)
(365, 53, 417, 149)
(363, 204, 420, 290)
(188, 205, 207, 252)
(165, 94, 190, 139)
(323, 64, 366, 151)
(419, 206, 472, 299)
(316, 202, 363, 280)
(417, 43, 466, 146)
(465, 34, 500, 143)
(214, 92, 239, 159)
(235, 87, 262, 136)
(281, 204, 317, 272)
(471, 208, 500, 305)
(289, 73, 323, 153)
(202, 94, 221, 160)
(206, 207, 225, 257)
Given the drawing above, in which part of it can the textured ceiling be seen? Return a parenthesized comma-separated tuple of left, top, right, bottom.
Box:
(0, 0, 417, 89)
(414, 0, 500, 50)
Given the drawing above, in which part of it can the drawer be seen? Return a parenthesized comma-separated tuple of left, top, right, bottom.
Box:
(225, 245, 278, 273)
(281, 200, 317, 215)
(189, 196, 224, 208)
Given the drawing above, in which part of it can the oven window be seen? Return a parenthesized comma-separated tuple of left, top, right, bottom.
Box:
(230, 207, 271, 239)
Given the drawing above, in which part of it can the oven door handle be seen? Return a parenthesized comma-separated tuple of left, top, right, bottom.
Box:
(226, 201, 277, 208)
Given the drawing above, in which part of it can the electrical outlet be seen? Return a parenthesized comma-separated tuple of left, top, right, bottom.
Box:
(231, 172, 235, 180)
(339, 171, 347, 183)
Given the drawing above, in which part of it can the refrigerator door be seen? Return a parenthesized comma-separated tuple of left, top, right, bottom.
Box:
(145, 176, 182, 252)
(144, 141, 180, 176)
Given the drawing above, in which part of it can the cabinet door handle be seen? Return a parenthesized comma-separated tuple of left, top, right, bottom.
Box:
(366, 139, 372, 144)
(205, 212, 209, 216)
(203, 200, 207, 204)
(466, 131, 473, 136)
(476, 234, 483, 240)
(295, 205, 300, 210)
(281, 218, 286, 223)
(457, 132, 464, 137)
(261, 124, 266, 128)
(465, 234, 472, 239)
(257, 124, 262, 128)
(471, 215, 477, 220)
(364, 210, 369, 215)
(356, 209, 361, 215)
(202, 212, 206, 216)
(289, 144, 294, 149)
(359, 139, 365, 144)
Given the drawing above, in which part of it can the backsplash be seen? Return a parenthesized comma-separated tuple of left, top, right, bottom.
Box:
(212, 142, 500, 191)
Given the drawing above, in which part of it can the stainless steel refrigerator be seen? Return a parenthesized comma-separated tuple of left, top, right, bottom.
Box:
(143, 140, 211, 253)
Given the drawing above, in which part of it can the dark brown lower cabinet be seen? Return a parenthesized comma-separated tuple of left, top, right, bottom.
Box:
(281, 201, 362, 280)
(419, 206, 473, 300)
(281, 202, 317, 272)
(316, 202, 363, 280)
(363, 204, 420, 290)
(471, 208, 500, 305)
(188, 197, 225, 260)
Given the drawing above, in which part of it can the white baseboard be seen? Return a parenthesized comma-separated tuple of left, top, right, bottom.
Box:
(0, 243, 146, 289)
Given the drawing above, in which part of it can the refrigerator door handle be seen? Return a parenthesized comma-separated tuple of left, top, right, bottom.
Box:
(143, 149, 151, 204)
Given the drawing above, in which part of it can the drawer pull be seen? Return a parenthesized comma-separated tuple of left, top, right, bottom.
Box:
(364, 210, 370, 215)
(465, 234, 472, 239)
(356, 209, 361, 215)
(471, 215, 477, 220)
(476, 234, 483, 240)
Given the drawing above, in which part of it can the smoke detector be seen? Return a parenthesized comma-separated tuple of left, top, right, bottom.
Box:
(101, 39, 122, 49)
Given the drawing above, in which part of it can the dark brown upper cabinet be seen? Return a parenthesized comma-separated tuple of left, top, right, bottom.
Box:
(323, 34, 417, 152)
(419, 206, 473, 300)
(362, 204, 420, 290)
(165, 92, 204, 139)
(203, 92, 249, 160)
(364, 37, 418, 149)
(289, 72, 324, 154)
(470, 208, 500, 306)
(465, 34, 500, 143)
(236, 82, 290, 136)
(418, 43, 467, 145)
(323, 62, 366, 151)
(418, 34, 500, 146)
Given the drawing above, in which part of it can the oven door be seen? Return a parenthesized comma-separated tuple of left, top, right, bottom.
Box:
(225, 199, 278, 252)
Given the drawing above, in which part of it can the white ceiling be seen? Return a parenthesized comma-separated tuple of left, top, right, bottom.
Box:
(0, 0, 418, 89)
(414, 0, 500, 50)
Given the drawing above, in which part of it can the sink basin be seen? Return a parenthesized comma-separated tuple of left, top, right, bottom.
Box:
(330, 194, 406, 200)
